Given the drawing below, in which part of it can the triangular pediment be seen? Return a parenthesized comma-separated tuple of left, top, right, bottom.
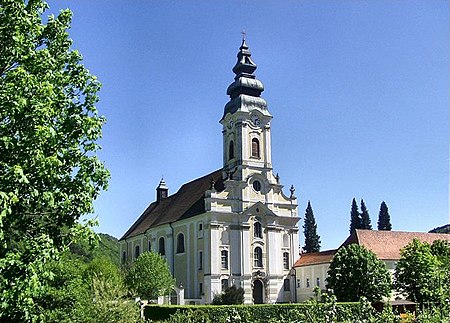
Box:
(241, 201, 277, 217)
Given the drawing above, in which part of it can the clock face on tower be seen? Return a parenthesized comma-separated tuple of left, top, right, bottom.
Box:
(251, 115, 260, 126)
(227, 120, 234, 129)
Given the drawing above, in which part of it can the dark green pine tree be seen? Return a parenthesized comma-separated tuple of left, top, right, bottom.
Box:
(303, 201, 321, 253)
(377, 201, 392, 230)
(349, 198, 361, 233)
(360, 199, 372, 230)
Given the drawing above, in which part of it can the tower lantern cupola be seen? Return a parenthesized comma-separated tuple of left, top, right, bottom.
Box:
(156, 178, 168, 202)
(222, 38, 269, 118)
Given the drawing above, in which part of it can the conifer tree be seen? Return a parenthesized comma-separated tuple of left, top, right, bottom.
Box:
(303, 201, 321, 253)
(377, 201, 392, 230)
(349, 198, 361, 233)
(360, 199, 372, 230)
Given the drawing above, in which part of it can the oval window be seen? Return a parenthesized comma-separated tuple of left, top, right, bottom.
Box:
(253, 180, 261, 192)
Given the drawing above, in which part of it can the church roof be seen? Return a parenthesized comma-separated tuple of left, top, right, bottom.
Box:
(120, 169, 224, 240)
(340, 229, 450, 261)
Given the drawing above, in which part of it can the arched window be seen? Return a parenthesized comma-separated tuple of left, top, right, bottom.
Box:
(122, 251, 126, 264)
(283, 252, 289, 270)
(159, 237, 165, 255)
(135, 245, 140, 259)
(148, 240, 151, 251)
(221, 279, 229, 291)
(229, 140, 234, 160)
(254, 247, 263, 267)
(254, 221, 262, 239)
(221, 250, 229, 269)
(251, 138, 260, 158)
(176, 233, 185, 253)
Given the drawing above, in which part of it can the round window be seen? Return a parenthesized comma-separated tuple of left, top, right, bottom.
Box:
(253, 180, 262, 192)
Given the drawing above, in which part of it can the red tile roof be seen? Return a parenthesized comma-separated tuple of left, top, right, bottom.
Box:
(341, 229, 450, 260)
(120, 169, 224, 240)
(294, 230, 450, 267)
(294, 249, 337, 267)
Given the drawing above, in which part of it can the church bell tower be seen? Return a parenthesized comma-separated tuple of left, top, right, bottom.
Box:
(220, 37, 275, 185)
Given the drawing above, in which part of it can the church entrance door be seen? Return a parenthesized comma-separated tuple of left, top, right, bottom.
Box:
(252, 279, 264, 304)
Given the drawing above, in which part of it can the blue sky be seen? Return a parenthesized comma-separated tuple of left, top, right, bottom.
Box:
(47, 1, 448, 250)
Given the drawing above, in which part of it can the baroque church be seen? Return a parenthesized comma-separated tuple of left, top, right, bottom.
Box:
(120, 39, 300, 304)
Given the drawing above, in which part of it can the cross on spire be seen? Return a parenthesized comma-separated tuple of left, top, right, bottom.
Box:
(241, 29, 246, 41)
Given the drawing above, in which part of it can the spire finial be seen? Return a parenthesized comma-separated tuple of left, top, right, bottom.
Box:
(289, 185, 296, 199)
(241, 29, 246, 42)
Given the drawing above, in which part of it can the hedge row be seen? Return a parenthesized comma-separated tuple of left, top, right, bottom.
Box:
(144, 302, 372, 323)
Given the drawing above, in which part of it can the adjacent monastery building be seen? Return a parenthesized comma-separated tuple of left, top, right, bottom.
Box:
(294, 229, 450, 302)
(120, 39, 300, 304)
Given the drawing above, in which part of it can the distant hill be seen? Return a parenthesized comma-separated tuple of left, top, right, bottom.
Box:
(429, 224, 450, 234)
(69, 233, 120, 265)
(97, 233, 120, 265)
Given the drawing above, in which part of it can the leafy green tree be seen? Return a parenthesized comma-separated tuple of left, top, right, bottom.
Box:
(326, 244, 391, 302)
(395, 239, 450, 305)
(84, 257, 140, 323)
(0, 1, 109, 320)
(126, 251, 175, 301)
(37, 254, 139, 322)
(360, 199, 372, 230)
(303, 201, 321, 253)
(349, 198, 361, 233)
(377, 201, 392, 230)
(35, 254, 90, 322)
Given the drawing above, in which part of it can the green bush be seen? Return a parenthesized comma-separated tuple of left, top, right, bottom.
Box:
(212, 286, 244, 305)
(145, 302, 370, 323)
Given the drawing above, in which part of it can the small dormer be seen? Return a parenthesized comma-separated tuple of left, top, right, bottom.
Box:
(156, 178, 168, 202)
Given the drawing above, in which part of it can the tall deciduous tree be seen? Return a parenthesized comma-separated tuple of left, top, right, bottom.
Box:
(326, 244, 391, 302)
(360, 199, 372, 230)
(377, 201, 392, 231)
(303, 201, 321, 253)
(349, 198, 361, 233)
(394, 239, 450, 305)
(125, 252, 175, 301)
(0, 1, 109, 320)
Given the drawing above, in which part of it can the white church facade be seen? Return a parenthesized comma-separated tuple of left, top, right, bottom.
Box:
(119, 39, 300, 304)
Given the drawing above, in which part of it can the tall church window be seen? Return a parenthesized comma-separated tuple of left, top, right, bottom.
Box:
(159, 237, 165, 255)
(221, 250, 229, 269)
(221, 279, 229, 291)
(198, 251, 203, 270)
(122, 251, 126, 264)
(176, 233, 185, 253)
(254, 247, 263, 267)
(251, 138, 260, 158)
(283, 278, 290, 291)
(283, 252, 289, 269)
(135, 245, 140, 259)
(254, 221, 262, 239)
(229, 140, 235, 160)
(148, 240, 151, 251)
(197, 222, 203, 238)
